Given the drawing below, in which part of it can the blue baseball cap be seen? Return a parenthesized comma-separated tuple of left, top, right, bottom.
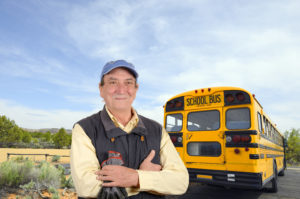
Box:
(101, 60, 138, 81)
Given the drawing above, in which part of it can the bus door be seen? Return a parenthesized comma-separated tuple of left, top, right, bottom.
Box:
(184, 107, 225, 165)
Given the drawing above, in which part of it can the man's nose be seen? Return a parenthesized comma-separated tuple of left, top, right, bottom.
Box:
(115, 83, 127, 93)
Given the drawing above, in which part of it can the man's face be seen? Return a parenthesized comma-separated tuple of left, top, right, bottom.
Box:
(99, 68, 138, 113)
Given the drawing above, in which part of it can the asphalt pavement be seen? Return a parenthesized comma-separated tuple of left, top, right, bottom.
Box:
(167, 167, 300, 199)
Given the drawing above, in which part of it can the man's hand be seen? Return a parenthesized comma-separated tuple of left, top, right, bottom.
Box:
(95, 150, 161, 188)
(96, 165, 139, 188)
(139, 150, 162, 171)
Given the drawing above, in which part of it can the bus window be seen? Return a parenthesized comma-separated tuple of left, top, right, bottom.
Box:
(257, 112, 262, 133)
(187, 110, 220, 131)
(263, 116, 267, 135)
(265, 120, 270, 137)
(267, 121, 271, 138)
(187, 142, 221, 156)
(165, 113, 183, 132)
(226, 108, 250, 129)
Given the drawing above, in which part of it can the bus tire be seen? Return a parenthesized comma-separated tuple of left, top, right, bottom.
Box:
(269, 161, 278, 193)
(278, 168, 285, 176)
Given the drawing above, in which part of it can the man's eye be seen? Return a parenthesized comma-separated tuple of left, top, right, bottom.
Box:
(109, 81, 117, 85)
(125, 81, 135, 86)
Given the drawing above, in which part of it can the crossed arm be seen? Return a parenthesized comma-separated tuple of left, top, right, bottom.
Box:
(95, 150, 161, 188)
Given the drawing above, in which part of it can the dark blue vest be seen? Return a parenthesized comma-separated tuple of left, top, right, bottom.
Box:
(77, 108, 165, 199)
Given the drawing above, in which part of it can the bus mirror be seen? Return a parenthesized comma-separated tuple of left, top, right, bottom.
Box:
(283, 138, 288, 147)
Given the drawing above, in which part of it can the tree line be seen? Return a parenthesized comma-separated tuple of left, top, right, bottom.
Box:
(0, 115, 71, 149)
(284, 128, 300, 165)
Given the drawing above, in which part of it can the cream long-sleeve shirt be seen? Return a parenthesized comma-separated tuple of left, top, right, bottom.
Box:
(70, 107, 189, 198)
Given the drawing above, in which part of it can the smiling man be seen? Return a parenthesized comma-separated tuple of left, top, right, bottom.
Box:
(70, 60, 189, 199)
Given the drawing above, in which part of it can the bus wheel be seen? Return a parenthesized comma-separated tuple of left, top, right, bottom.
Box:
(269, 162, 278, 193)
(278, 168, 285, 176)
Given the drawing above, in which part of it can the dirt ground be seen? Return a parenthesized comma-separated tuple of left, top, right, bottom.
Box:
(2, 188, 77, 199)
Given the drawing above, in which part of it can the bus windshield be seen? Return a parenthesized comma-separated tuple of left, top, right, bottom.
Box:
(187, 110, 220, 131)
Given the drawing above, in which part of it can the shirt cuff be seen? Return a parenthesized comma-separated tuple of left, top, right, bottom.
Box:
(137, 170, 156, 191)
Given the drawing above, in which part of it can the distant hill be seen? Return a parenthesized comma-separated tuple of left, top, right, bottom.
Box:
(22, 128, 72, 134)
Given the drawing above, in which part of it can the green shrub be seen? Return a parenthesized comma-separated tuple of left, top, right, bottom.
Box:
(51, 155, 61, 162)
(51, 192, 60, 199)
(48, 185, 57, 194)
(48, 186, 60, 199)
(64, 176, 74, 188)
(56, 164, 67, 186)
(0, 159, 34, 187)
(35, 161, 61, 190)
(0, 159, 61, 191)
(20, 180, 35, 193)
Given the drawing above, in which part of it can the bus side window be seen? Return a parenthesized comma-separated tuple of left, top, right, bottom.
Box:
(272, 126, 275, 141)
(263, 116, 266, 135)
(267, 121, 271, 138)
(269, 125, 271, 139)
(257, 112, 262, 133)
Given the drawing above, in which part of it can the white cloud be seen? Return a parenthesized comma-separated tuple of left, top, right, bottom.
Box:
(136, 105, 165, 126)
(2, 0, 300, 131)
(0, 99, 99, 129)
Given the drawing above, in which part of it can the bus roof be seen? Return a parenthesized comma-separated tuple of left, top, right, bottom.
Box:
(166, 86, 251, 101)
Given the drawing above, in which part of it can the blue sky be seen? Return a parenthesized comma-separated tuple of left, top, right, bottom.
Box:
(0, 0, 299, 132)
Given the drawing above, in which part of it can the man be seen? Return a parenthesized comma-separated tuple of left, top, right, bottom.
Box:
(70, 60, 189, 198)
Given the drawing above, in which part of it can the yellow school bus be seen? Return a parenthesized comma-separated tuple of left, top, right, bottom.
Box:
(164, 87, 287, 192)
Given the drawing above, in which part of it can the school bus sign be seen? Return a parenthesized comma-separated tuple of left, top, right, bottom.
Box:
(185, 92, 224, 109)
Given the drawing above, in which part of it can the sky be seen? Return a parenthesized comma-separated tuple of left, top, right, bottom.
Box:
(0, 0, 299, 132)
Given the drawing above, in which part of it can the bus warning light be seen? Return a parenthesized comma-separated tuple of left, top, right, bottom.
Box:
(236, 92, 245, 101)
(175, 101, 182, 108)
(225, 94, 235, 103)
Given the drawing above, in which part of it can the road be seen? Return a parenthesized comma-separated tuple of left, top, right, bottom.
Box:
(167, 167, 300, 199)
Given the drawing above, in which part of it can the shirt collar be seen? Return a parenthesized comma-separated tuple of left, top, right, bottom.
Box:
(105, 106, 139, 133)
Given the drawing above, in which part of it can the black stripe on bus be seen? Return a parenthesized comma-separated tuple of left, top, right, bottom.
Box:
(266, 154, 284, 158)
(249, 154, 266, 159)
(249, 153, 283, 160)
(226, 143, 258, 148)
(225, 130, 257, 136)
(249, 154, 260, 159)
(226, 143, 284, 153)
(258, 144, 284, 152)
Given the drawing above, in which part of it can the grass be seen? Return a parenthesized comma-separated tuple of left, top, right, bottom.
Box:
(0, 157, 74, 198)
